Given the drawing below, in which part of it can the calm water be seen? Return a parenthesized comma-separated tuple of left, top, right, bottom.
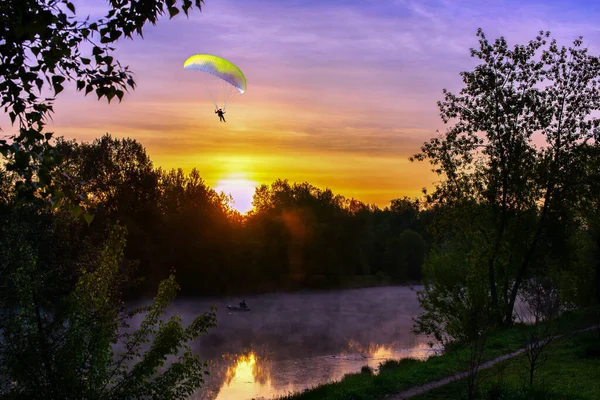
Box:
(162, 286, 436, 400)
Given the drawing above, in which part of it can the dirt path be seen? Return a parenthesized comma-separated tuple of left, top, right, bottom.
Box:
(386, 326, 596, 399)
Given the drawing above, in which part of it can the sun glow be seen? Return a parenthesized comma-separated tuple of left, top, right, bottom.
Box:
(215, 352, 277, 400)
(214, 173, 258, 214)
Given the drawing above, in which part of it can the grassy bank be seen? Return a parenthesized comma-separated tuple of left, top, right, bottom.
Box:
(281, 308, 598, 400)
(411, 328, 600, 399)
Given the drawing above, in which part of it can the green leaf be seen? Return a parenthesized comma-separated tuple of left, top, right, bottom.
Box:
(168, 7, 180, 18)
(71, 204, 83, 218)
(83, 212, 95, 226)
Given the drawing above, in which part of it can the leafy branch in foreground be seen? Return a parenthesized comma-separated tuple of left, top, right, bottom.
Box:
(0, 223, 217, 399)
(0, 0, 203, 202)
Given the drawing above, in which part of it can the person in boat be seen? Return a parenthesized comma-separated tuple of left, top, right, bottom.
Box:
(239, 300, 247, 309)
(215, 107, 226, 122)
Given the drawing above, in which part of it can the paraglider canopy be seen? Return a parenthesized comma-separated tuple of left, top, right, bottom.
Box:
(184, 54, 246, 110)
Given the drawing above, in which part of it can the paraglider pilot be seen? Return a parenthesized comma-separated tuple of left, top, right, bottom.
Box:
(215, 108, 226, 122)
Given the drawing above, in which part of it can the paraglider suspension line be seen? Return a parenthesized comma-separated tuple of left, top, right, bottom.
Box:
(203, 81, 219, 110)
(220, 80, 239, 112)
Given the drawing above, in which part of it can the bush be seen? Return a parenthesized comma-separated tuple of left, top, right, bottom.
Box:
(360, 365, 373, 375)
(378, 358, 420, 374)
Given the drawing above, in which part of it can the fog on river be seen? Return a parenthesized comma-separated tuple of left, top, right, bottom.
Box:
(157, 286, 437, 400)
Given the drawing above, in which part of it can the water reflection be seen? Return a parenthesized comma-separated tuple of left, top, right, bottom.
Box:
(345, 341, 437, 368)
(207, 342, 438, 400)
(215, 352, 283, 400)
(177, 286, 432, 400)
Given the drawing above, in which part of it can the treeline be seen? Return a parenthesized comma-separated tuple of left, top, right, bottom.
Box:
(1, 134, 434, 298)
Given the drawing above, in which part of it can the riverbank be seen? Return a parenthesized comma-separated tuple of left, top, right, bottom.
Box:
(281, 308, 598, 400)
(409, 326, 600, 399)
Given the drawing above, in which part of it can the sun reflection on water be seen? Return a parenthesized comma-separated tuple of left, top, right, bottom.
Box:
(215, 352, 286, 400)
(208, 342, 439, 400)
(344, 341, 439, 371)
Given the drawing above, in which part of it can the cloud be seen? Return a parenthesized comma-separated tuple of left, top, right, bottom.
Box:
(6, 0, 597, 206)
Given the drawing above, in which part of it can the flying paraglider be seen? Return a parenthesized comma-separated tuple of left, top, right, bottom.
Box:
(183, 54, 246, 121)
(215, 108, 226, 122)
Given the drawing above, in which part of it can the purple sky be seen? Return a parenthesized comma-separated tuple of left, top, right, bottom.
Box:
(3, 0, 600, 207)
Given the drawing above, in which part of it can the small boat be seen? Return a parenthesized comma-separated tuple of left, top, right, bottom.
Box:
(227, 305, 251, 312)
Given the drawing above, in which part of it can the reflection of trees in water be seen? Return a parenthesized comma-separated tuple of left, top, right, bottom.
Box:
(192, 349, 279, 400)
(344, 341, 439, 363)
(182, 287, 428, 399)
(195, 321, 426, 362)
(194, 341, 438, 399)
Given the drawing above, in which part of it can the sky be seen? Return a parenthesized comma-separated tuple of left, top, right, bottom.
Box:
(4, 0, 600, 210)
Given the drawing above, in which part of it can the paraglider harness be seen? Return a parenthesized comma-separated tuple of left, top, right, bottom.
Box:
(215, 107, 226, 122)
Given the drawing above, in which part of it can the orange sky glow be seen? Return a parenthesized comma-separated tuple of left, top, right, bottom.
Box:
(2, 0, 599, 210)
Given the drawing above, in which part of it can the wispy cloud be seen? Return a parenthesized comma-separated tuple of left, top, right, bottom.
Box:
(4, 0, 598, 205)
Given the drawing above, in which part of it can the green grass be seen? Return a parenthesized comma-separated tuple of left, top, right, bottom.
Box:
(281, 308, 598, 400)
(410, 329, 600, 400)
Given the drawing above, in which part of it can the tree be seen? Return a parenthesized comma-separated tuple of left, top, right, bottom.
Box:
(411, 29, 600, 325)
(155, 167, 235, 295)
(413, 235, 494, 400)
(1, 1, 219, 397)
(514, 277, 562, 388)
(571, 144, 600, 305)
(0, 222, 217, 399)
(54, 135, 164, 289)
(0, 0, 203, 202)
(383, 229, 426, 282)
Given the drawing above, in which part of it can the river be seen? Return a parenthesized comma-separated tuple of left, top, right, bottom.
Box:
(163, 286, 436, 400)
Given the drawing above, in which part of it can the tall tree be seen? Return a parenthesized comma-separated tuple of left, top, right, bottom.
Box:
(412, 29, 600, 325)
(1, 1, 218, 397)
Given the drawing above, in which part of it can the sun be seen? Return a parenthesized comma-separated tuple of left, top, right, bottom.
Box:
(214, 173, 258, 214)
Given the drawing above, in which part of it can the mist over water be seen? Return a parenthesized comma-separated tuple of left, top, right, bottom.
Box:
(164, 286, 433, 400)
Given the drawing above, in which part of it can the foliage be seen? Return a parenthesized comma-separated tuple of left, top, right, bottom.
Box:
(569, 144, 600, 306)
(411, 28, 600, 326)
(383, 229, 426, 282)
(360, 366, 374, 375)
(0, 0, 203, 201)
(0, 222, 217, 399)
(4, 134, 436, 298)
(414, 237, 495, 399)
(513, 277, 563, 388)
(1, 3, 221, 399)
